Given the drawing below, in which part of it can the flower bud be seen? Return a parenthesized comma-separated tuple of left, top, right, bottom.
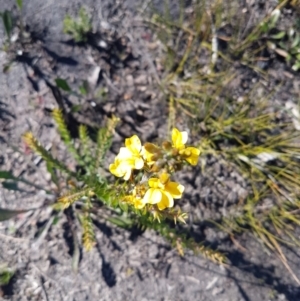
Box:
(150, 153, 161, 162)
(170, 162, 182, 172)
(162, 141, 172, 151)
(171, 148, 179, 156)
(144, 142, 160, 153)
(151, 164, 161, 172)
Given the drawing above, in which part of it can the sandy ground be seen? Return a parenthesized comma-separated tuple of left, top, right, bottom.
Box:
(1, 1, 300, 300)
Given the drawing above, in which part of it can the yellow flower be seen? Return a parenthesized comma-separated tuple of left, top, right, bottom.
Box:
(172, 128, 188, 150)
(142, 172, 184, 210)
(109, 159, 133, 181)
(124, 194, 145, 209)
(178, 147, 201, 166)
(123, 185, 146, 209)
(109, 135, 144, 180)
(171, 128, 200, 166)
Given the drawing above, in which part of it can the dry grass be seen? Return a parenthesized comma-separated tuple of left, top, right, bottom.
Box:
(148, 0, 300, 283)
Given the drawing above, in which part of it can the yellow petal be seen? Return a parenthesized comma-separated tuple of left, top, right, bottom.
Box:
(116, 146, 144, 170)
(185, 147, 200, 166)
(125, 157, 136, 166)
(165, 182, 184, 199)
(157, 191, 174, 210)
(141, 146, 151, 160)
(186, 147, 200, 156)
(142, 188, 162, 204)
(172, 128, 188, 149)
(109, 160, 132, 180)
(125, 135, 142, 155)
(183, 149, 191, 157)
(185, 155, 199, 166)
(109, 162, 119, 176)
(148, 178, 160, 188)
(133, 197, 145, 209)
(159, 172, 170, 185)
(117, 147, 133, 160)
(134, 157, 144, 170)
(109, 160, 125, 177)
(122, 168, 132, 181)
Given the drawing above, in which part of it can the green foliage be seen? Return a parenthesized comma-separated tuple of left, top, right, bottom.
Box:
(55, 78, 71, 92)
(136, 212, 226, 263)
(23, 132, 75, 178)
(0, 171, 15, 180)
(6, 0, 300, 279)
(0, 269, 14, 286)
(78, 125, 93, 168)
(17, 107, 220, 264)
(149, 0, 300, 282)
(225, 0, 300, 72)
(260, 9, 281, 34)
(80, 213, 96, 251)
(63, 7, 92, 42)
(1, 0, 24, 50)
(270, 28, 300, 71)
(0, 10, 13, 40)
(95, 126, 114, 172)
(0, 169, 51, 194)
(52, 108, 72, 145)
(54, 188, 93, 210)
(79, 81, 89, 96)
(259, 8, 300, 71)
(19, 113, 121, 256)
(51, 109, 81, 164)
(16, 0, 23, 10)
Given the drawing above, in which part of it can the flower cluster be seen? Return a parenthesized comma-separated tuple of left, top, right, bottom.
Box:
(109, 128, 200, 215)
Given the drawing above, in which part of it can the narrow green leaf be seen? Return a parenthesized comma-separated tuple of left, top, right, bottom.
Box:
(16, 0, 23, 10)
(55, 78, 71, 92)
(269, 9, 280, 28)
(52, 215, 59, 225)
(260, 22, 269, 34)
(2, 10, 13, 38)
(79, 86, 87, 96)
(107, 216, 132, 228)
(0, 171, 15, 180)
(119, 202, 128, 214)
(0, 208, 28, 221)
(0, 171, 51, 194)
(0, 270, 14, 285)
(291, 33, 300, 49)
(292, 62, 300, 71)
(79, 80, 89, 96)
(2, 181, 18, 191)
(46, 162, 59, 188)
(286, 53, 292, 62)
(270, 31, 286, 40)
